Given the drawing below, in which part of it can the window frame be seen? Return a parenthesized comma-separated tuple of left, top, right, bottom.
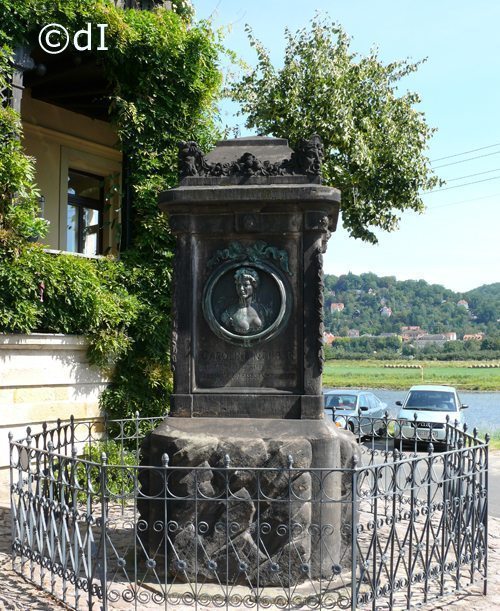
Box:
(66, 168, 104, 255)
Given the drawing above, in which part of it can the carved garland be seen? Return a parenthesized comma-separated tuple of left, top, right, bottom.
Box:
(207, 240, 292, 276)
(315, 246, 325, 374)
(178, 134, 324, 179)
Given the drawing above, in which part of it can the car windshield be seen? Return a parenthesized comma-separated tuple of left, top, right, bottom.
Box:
(405, 391, 457, 412)
(325, 394, 357, 409)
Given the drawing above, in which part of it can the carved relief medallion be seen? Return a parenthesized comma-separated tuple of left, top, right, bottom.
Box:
(203, 247, 292, 347)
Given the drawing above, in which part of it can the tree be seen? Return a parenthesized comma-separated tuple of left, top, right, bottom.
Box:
(231, 17, 439, 243)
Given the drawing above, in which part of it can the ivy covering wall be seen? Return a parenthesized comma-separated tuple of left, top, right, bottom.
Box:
(0, 0, 223, 419)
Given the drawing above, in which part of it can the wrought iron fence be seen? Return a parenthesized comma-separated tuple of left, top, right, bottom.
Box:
(9, 413, 488, 610)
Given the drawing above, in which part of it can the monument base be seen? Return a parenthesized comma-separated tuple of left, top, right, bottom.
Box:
(139, 417, 360, 586)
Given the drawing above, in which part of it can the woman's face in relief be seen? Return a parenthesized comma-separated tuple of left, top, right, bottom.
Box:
(237, 277, 254, 299)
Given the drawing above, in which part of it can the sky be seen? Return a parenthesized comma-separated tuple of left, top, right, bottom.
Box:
(193, 0, 500, 293)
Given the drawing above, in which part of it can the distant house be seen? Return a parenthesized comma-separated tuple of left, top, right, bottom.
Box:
(463, 333, 485, 341)
(401, 326, 427, 342)
(330, 303, 345, 313)
(380, 306, 392, 317)
(443, 332, 457, 341)
(414, 334, 451, 348)
(347, 329, 360, 338)
(457, 299, 469, 309)
(323, 332, 336, 345)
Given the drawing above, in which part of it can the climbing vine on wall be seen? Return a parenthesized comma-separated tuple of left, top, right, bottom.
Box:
(0, 0, 223, 420)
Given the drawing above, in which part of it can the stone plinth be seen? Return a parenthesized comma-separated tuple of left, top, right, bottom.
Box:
(139, 418, 359, 585)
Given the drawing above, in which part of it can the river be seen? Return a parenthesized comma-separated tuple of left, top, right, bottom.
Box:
(325, 387, 500, 433)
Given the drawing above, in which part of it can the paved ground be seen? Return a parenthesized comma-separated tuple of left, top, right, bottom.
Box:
(0, 502, 498, 610)
(0, 450, 498, 610)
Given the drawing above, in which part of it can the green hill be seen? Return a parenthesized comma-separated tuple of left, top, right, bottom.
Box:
(323, 272, 499, 337)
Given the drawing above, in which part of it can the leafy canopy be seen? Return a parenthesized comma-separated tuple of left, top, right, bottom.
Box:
(231, 17, 439, 243)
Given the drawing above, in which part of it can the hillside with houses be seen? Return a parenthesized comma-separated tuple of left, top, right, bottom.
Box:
(323, 274, 500, 356)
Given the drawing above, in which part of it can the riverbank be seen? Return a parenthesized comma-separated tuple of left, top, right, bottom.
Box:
(323, 359, 500, 391)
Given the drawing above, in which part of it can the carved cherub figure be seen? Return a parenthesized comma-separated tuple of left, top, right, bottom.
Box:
(178, 140, 208, 177)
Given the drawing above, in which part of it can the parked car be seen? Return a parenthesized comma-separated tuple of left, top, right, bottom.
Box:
(323, 389, 388, 437)
(394, 384, 468, 445)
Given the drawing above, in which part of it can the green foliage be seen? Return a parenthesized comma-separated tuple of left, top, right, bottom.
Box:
(231, 16, 438, 243)
(323, 272, 499, 338)
(78, 440, 137, 499)
(0, 243, 140, 361)
(0, 2, 224, 420)
(323, 272, 500, 361)
(325, 335, 402, 360)
(0, 49, 47, 244)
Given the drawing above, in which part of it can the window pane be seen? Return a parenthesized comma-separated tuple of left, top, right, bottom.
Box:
(66, 204, 78, 252)
(68, 170, 102, 200)
(82, 207, 100, 255)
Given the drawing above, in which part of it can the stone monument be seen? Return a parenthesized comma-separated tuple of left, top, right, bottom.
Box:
(140, 135, 359, 585)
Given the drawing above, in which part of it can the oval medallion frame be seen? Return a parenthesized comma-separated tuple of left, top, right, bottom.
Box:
(202, 259, 292, 347)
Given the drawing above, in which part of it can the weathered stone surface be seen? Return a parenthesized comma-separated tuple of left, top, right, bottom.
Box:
(139, 418, 360, 585)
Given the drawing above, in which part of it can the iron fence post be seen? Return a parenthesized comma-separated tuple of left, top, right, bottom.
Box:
(484, 434, 489, 596)
(351, 454, 359, 611)
(162, 453, 169, 605)
(456, 438, 464, 592)
(100, 451, 109, 611)
(8, 432, 15, 568)
(424, 442, 434, 603)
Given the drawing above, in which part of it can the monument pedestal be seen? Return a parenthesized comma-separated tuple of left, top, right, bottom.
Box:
(139, 418, 359, 585)
(139, 135, 360, 586)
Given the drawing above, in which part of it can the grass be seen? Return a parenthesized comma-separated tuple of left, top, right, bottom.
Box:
(323, 359, 500, 391)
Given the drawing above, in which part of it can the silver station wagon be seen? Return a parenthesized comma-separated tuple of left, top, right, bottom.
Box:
(323, 389, 388, 438)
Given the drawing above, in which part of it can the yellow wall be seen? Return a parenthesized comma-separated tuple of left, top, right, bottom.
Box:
(21, 91, 122, 253)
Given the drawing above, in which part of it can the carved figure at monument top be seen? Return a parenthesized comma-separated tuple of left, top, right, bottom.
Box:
(221, 267, 265, 335)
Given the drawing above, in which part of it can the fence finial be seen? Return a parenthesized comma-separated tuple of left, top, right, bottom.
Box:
(287, 454, 294, 469)
(162, 453, 169, 467)
(224, 454, 231, 468)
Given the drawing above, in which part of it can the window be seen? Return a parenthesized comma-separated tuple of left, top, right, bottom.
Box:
(66, 169, 104, 255)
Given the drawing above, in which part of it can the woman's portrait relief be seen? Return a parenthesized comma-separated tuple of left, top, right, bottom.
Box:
(221, 267, 266, 335)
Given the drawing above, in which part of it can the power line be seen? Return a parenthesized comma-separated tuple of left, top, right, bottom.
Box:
(444, 167, 500, 182)
(425, 174, 500, 194)
(425, 192, 500, 210)
(431, 142, 500, 163)
(433, 150, 500, 169)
